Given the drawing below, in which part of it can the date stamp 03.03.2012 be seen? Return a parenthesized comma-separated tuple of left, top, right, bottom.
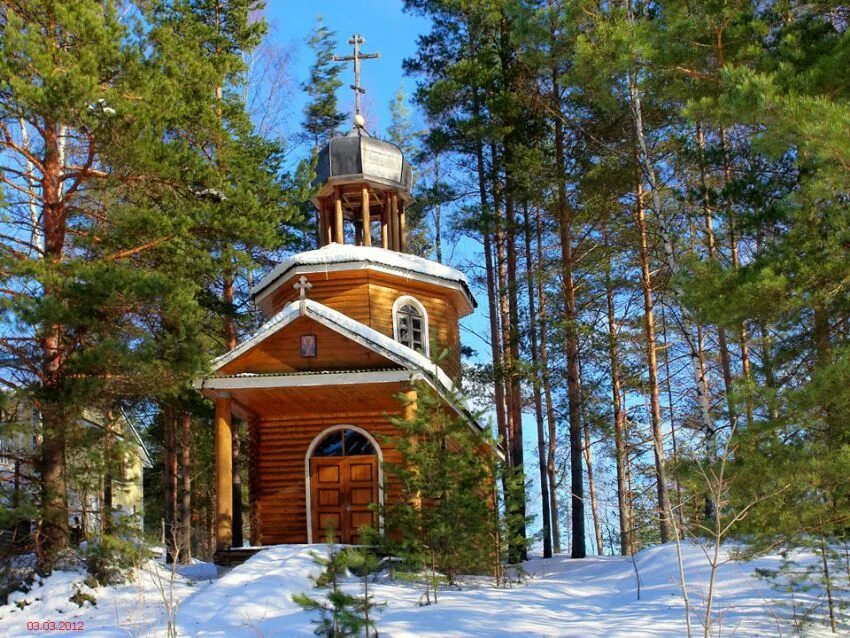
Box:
(23, 620, 85, 632)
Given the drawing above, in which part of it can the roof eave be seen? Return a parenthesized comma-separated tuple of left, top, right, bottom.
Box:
(251, 259, 476, 316)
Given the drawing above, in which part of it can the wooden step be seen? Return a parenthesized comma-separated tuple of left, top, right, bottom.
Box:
(213, 547, 264, 567)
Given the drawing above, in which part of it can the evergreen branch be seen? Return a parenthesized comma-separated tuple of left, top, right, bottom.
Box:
(103, 235, 175, 261)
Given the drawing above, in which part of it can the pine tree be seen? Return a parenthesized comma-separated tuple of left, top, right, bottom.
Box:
(381, 381, 500, 584)
(0, 0, 225, 569)
(303, 15, 346, 149)
(0, 0, 300, 570)
(293, 542, 382, 637)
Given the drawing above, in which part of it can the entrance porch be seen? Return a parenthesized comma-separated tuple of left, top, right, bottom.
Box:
(205, 373, 416, 555)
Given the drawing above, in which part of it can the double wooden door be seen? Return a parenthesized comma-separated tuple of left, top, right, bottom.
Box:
(310, 455, 378, 544)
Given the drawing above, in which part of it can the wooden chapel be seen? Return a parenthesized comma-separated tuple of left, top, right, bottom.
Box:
(197, 109, 484, 559)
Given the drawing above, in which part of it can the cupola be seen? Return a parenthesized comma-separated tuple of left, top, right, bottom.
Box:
(311, 33, 413, 252)
(312, 118, 412, 251)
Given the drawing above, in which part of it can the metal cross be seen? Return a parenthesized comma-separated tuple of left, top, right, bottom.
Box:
(294, 275, 312, 301)
(333, 34, 380, 118)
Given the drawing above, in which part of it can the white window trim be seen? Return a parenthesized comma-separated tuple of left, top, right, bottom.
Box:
(392, 295, 430, 357)
(304, 424, 384, 544)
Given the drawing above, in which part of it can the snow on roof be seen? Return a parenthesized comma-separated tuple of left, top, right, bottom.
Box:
(251, 244, 474, 306)
(208, 298, 484, 432)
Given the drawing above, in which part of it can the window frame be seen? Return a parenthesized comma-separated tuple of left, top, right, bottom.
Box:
(392, 295, 430, 356)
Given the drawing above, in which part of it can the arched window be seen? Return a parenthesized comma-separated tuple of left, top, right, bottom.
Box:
(392, 296, 429, 355)
(311, 428, 375, 457)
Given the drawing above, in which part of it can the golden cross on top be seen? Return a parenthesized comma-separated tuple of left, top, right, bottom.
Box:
(333, 33, 380, 118)
(294, 275, 312, 301)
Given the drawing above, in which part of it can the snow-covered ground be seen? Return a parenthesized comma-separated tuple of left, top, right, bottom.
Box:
(0, 542, 843, 637)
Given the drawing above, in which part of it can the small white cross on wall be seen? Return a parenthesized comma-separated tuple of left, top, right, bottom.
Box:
(294, 275, 313, 301)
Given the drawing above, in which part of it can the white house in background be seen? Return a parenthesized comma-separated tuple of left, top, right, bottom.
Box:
(0, 402, 152, 538)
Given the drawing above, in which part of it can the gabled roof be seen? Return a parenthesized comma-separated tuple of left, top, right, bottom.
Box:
(204, 298, 485, 433)
(250, 244, 476, 313)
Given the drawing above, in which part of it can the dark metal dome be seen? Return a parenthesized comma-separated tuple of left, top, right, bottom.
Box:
(314, 125, 413, 203)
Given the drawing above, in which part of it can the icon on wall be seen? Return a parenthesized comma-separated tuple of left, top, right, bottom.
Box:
(300, 334, 317, 358)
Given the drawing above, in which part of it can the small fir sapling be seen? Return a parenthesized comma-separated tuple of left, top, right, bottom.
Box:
(342, 547, 384, 637)
(293, 527, 383, 637)
(378, 374, 504, 597)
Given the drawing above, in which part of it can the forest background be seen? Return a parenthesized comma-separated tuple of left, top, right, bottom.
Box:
(0, 2, 847, 611)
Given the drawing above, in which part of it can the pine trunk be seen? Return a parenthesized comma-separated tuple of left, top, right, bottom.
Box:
(38, 121, 69, 568)
(605, 246, 631, 556)
(232, 421, 243, 549)
(627, 67, 715, 438)
(493, 156, 514, 470)
(523, 207, 552, 558)
(102, 410, 114, 534)
(549, 72, 586, 558)
(635, 175, 673, 544)
(163, 404, 178, 563)
(697, 124, 737, 430)
(472, 109, 510, 506)
(181, 412, 192, 562)
(660, 306, 686, 533)
(719, 127, 753, 426)
(535, 212, 562, 554)
(504, 184, 527, 563)
(583, 418, 603, 555)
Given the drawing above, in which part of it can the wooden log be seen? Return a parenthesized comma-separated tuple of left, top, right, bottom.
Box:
(381, 195, 389, 249)
(390, 193, 399, 252)
(215, 394, 233, 551)
(334, 191, 344, 244)
(318, 198, 327, 247)
(361, 187, 371, 247)
(399, 203, 407, 252)
(403, 388, 417, 422)
(325, 200, 333, 245)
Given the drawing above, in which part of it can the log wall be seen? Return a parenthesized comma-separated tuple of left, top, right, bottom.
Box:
(250, 410, 405, 546)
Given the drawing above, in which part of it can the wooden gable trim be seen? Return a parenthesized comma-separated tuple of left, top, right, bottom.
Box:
(201, 369, 411, 391)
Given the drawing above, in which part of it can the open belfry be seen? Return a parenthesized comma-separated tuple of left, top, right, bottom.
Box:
(198, 35, 482, 558)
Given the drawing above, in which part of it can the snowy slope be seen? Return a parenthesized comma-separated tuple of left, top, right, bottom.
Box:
(0, 542, 842, 637)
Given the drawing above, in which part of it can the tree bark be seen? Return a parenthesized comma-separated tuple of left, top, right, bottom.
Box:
(697, 123, 736, 430)
(535, 212, 562, 554)
(625, 37, 714, 437)
(634, 174, 673, 544)
(472, 112, 509, 489)
(102, 410, 115, 534)
(503, 183, 527, 562)
(523, 206, 552, 558)
(181, 412, 192, 562)
(555, 137, 586, 560)
(604, 244, 631, 556)
(660, 305, 686, 533)
(492, 150, 514, 471)
(38, 120, 69, 569)
(583, 417, 603, 556)
(719, 127, 753, 426)
(163, 404, 178, 563)
(547, 57, 586, 558)
(232, 420, 243, 549)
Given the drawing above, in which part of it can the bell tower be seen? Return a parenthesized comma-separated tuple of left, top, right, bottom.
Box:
(313, 33, 413, 251)
(200, 33, 486, 558)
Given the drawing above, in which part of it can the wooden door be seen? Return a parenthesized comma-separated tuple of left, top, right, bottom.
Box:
(310, 456, 378, 544)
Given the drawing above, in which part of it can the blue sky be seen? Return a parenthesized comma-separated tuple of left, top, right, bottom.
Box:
(262, 1, 429, 146)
